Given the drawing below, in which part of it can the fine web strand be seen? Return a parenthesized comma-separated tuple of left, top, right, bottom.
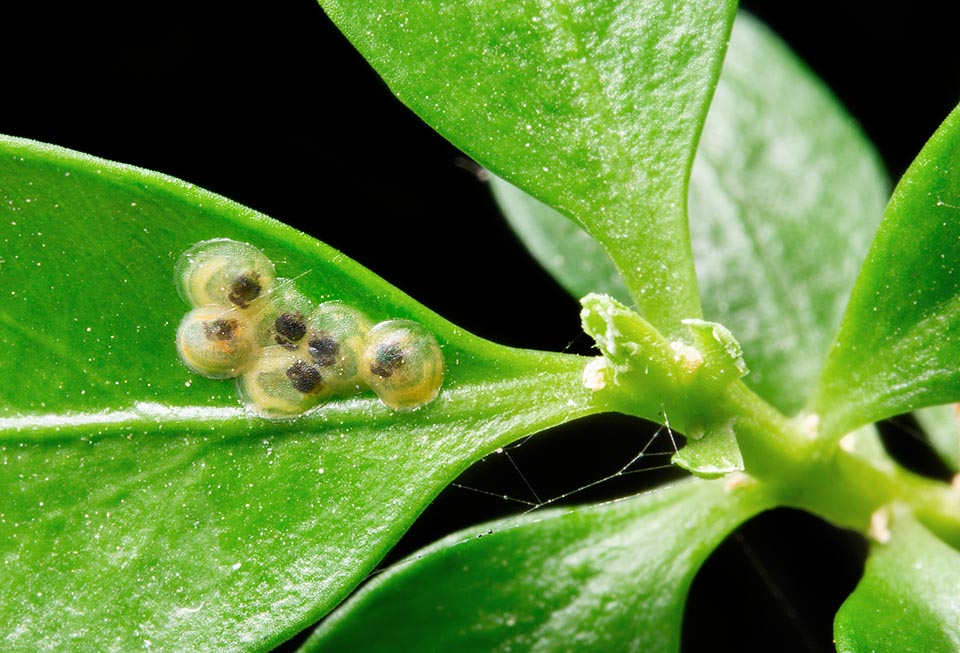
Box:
(733, 532, 819, 653)
(453, 416, 680, 517)
(344, 415, 822, 653)
(503, 419, 679, 516)
(374, 416, 682, 579)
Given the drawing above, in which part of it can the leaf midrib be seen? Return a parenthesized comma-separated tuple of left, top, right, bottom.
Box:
(0, 366, 597, 444)
(696, 137, 820, 364)
(533, 0, 624, 205)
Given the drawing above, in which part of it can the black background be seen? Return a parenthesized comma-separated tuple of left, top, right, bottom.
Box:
(4, 2, 959, 651)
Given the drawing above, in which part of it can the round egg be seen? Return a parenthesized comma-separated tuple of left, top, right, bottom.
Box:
(253, 279, 315, 349)
(176, 305, 259, 379)
(303, 301, 374, 394)
(361, 319, 444, 410)
(177, 238, 276, 310)
(239, 346, 333, 417)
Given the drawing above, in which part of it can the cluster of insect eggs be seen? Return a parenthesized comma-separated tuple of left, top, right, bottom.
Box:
(174, 239, 445, 416)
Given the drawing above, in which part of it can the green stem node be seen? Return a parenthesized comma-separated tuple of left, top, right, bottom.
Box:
(580, 293, 960, 543)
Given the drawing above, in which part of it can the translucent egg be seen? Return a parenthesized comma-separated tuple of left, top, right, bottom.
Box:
(253, 279, 315, 348)
(177, 238, 276, 310)
(361, 319, 444, 410)
(175, 239, 448, 416)
(239, 346, 333, 417)
(176, 305, 258, 379)
(303, 301, 373, 394)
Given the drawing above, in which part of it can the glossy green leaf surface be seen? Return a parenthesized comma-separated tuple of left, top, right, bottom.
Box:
(0, 136, 602, 652)
(319, 0, 740, 335)
(812, 104, 960, 438)
(490, 174, 631, 305)
(491, 13, 888, 414)
(835, 509, 960, 652)
(914, 404, 960, 473)
(672, 420, 744, 479)
(300, 478, 773, 653)
(688, 13, 887, 414)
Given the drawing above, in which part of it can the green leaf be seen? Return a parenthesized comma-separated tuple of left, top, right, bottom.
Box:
(673, 419, 744, 478)
(319, 0, 740, 335)
(492, 12, 887, 413)
(490, 174, 632, 305)
(689, 13, 888, 414)
(0, 136, 601, 652)
(811, 104, 960, 439)
(914, 404, 960, 473)
(299, 478, 773, 653)
(835, 508, 960, 652)
(492, 13, 888, 414)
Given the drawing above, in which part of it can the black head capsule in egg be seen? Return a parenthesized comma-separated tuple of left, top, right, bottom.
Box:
(238, 347, 332, 418)
(286, 359, 323, 393)
(370, 343, 404, 378)
(176, 238, 276, 310)
(252, 279, 315, 348)
(274, 311, 308, 348)
(203, 317, 238, 341)
(228, 272, 264, 309)
(302, 301, 373, 393)
(307, 333, 339, 367)
(361, 319, 444, 411)
(176, 305, 258, 379)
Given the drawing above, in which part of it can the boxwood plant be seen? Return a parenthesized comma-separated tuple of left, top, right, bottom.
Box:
(2, 1, 960, 652)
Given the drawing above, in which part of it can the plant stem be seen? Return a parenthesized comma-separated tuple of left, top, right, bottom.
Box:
(582, 294, 960, 544)
(729, 380, 960, 544)
(721, 380, 819, 477)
